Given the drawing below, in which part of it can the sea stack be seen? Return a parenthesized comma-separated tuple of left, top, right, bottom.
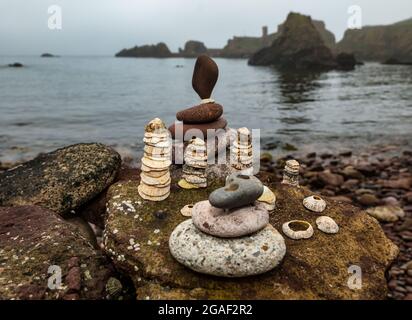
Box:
(138, 118, 172, 201)
(168, 55, 228, 156)
(178, 137, 208, 189)
(169, 173, 286, 277)
(282, 159, 300, 186)
(230, 127, 253, 175)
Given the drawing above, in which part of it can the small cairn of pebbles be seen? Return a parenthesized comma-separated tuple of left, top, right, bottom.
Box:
(169, 173, 286, 277)
(138, 118, 172, 201)
(168, 55, 227, 143)
(230, 127, 253, 175)
(282, 159, 300, 186)
(178, 137, 208, 189)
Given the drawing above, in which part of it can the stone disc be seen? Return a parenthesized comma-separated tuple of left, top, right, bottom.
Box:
(138, 187, 170, 202)
(138, 183, 170, 197)
(192, 200, 269, 237)
(142, 157, 171, 169)
(140, 172, 171, 186)
(169, 220, 286, 277)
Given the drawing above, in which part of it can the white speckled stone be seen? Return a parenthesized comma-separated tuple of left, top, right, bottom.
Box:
(192, 200, 269, 238)
(316, 216, 339, 234)
(169, 219, 286, 277)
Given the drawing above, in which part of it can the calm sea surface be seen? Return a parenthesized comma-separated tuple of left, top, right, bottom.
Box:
(1, 56, 412, 163)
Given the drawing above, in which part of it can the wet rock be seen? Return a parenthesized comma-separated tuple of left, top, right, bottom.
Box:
(329, 195, 353, 203)
(382, 196, 400, 207)
(260, 152, 273, 163)
(355, 164, 377, 177)
(318, 170, 344, 187)
(0, 206, 114, 299)
(0, 143, 121, 216)
(66, 217, 98, 248)
(383, 178, 412, 190)
(341, 166, 364, 180)
(191, 200, 269, 237)
(341, 179, 360, 191)
(366, 206, 405, 222)
(404, 192, 412, 204)
(169, 220, 285, 277)
(103, 177, 398, 299)
(209, 173, 264, 209)
(358, 194, 380, 207)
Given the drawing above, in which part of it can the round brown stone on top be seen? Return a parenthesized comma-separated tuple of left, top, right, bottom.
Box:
(176, 103, 223, 123)
(192, 55, 219, 99)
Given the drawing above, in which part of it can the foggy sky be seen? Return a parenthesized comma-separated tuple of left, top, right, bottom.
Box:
(0, 0, 411, 55)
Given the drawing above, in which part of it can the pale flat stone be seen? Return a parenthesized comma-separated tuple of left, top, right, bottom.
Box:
(192, 200, 269, 237)
(169, 220, 286, 277)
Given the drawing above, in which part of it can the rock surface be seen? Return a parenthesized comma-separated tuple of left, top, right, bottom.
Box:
(169, 220, 285, 277)
(103, 173, 398, 299)
(0, 206, 114, 300)
(0, 143, 121, 216)
(191, 200, 269, 237)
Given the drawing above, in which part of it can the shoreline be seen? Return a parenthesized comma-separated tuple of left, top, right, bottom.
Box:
(0, 142, 411, 299)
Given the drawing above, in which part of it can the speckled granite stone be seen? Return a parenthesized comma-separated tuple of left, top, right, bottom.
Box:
(169, 219, 286, 277)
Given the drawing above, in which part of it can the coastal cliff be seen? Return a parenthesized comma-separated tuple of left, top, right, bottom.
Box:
(337, 18, 412, 63)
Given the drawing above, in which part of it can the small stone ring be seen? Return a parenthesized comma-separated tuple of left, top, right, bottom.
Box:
(282, 220, 314, 240)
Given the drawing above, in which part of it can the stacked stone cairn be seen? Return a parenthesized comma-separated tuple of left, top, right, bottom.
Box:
(168, 55, 228, 160)
(138, 118, 172, 201)
(230, 127, 253, 175)
(169, 173, 286, 277)
(178, 137, 208, 189)
(282, 159, 300, 186)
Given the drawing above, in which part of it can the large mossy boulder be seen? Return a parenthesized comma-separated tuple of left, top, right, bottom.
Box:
(0, 206, 114, 300)
(0, 143, 121, 216)
(103, 170, 398, 300)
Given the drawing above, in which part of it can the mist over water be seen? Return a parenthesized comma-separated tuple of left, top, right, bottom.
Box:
(1, 56, 412, 163)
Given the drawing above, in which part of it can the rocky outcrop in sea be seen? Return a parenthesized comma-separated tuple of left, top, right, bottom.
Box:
(115, 42, 173, 58)
(248, 12, 356, 70)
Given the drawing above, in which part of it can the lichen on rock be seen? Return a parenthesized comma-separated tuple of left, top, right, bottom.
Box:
(103, 169, 398, 300)
(0, 143, 121, 216)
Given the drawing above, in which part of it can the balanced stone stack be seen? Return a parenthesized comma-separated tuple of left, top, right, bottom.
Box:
(168, 55, 228, 157)
(282, 159, 300, 186)
(138, 118, 172, 201)
(178, 137, 208, 189)
(169, 173, 286, 277)
(230, 127, 253, 175)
